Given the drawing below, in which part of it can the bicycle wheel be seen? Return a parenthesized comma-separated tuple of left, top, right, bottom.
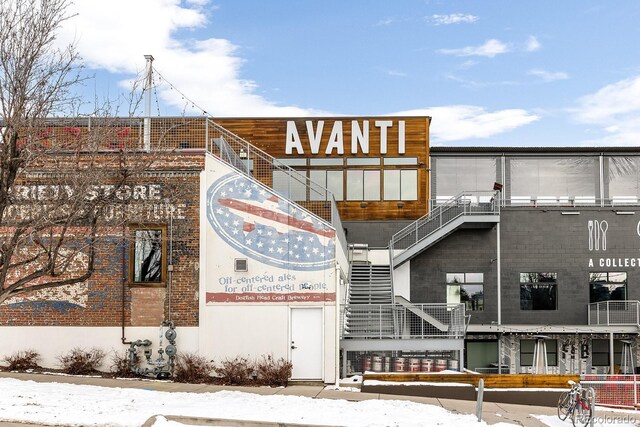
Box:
(557, 391, 572, 421)
(572, 389, 594, 427)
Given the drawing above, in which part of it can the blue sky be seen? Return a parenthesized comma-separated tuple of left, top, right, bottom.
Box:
(58, 1, 640, 147)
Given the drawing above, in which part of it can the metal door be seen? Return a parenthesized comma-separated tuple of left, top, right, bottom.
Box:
(290, 307, 323, 380)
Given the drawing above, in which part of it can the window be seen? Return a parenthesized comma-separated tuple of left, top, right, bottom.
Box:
(130, 225, 166, 285)
(520, 273, 557, 310)
(384, 157, 418, 165)
(592, 339, 623, 367)
(309, 170, 343, 201)
(273, 170, 307, 201)
(590, 272, 627, 303)
(346, 170, 380, 201)
(384, 169, 418, 201)
(520, 339, 558, 366)
(346, 157, 381, 166)
(446, 273, 484, 311)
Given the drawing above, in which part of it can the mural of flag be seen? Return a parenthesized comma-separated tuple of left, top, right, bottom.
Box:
(206, 173, 336, 271)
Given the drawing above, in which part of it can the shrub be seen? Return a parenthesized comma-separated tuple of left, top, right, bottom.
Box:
(58, 347, 105, 375)
(110, 350, 141, 378)
(3, 349, 41, 371)
(213, 356, 255, 386)
(256, 354, 292, 387)
(173, 352, 213, 383)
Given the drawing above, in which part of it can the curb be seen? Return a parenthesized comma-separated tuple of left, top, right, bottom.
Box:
(143, 414, 333, 427)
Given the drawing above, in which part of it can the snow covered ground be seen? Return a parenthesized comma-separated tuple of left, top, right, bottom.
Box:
(2, 376, 637, 426)
(0, 377, 515, 427)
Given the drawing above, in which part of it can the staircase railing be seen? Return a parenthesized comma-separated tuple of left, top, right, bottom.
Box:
(205, 119, 349, 274)
(389, 191, 500, 263)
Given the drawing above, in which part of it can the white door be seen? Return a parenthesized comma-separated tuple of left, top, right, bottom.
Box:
(290, 307, 323, 380)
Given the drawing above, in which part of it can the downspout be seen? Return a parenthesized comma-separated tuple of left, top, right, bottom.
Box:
(335, 265, 341, 387)
(121, 222, 130, 344)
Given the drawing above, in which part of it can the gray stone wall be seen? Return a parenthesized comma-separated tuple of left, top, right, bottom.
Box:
(409, 207, 640, 326)
(343, 220, 413, 247)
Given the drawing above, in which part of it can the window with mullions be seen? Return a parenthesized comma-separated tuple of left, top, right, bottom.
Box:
(130, 226, 166, 285)
(590, 272, 627, 303)
(520, 273, 557, 310)
(346, 170, 380, 201)
(592, 339, 623, 366)
(309, 170, 343, 201)
(384, 169, 418, 201)
(520, 339, 558, 366)
(446, 273, 484, 311)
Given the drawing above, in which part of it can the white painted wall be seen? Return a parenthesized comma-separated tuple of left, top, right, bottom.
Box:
(199, 154, 338, 383)
(0, 326, 199, 369)
(368, 249, 390, 265)
(394, 260, 411, 300)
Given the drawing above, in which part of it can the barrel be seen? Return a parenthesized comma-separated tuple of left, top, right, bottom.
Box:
(362, 355, 372, 372)
(435, 359, 447, 372)
(408, 358, 421, 372)
(393, 357, 406, 372)
(421, 358, 433, 372)
(448, 359, 459, 371)
(383, 356, 392, 372)
(372, 356, 383, 372)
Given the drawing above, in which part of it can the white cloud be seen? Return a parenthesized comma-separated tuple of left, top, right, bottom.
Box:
(528, 69, 569, 81)
(393, 105, 539, 143)
(385, 70, 407, 77)
(572, 75, 640, 146)
(56, 0, 326, 116)
(438, 39, 509, 58)
(525, 36, 541, 52)
(429, 14, 478, 25)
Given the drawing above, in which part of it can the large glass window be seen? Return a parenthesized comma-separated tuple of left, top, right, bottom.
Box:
(520, 273, 557, 310)
(384, 170, 418, 201)
(607, 156, 640, 204)
(520, 339, 558, 366)
(446, 273, 484, 311)
(434, 157, 497, 201)
(273, 170, 307, 201)
(309, 170, 343, 201)
(346, 170, 380, 201)
(130, 226, 165, 285)
(510, 157, 598, 205)
(590, 272, 627, 303)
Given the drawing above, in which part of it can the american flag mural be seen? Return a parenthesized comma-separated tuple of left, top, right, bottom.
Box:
(206, 173, 336, 271)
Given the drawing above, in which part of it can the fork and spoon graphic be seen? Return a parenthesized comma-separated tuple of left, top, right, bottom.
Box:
(588, 220, 608, 251)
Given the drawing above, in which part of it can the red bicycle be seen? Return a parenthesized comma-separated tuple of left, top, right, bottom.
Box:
(557, 380, 595, 426)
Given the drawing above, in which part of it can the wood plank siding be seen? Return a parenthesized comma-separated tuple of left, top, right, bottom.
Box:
(214, 117, 431, 221)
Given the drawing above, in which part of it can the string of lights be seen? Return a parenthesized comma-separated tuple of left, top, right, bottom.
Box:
(152, 68, 210, 117)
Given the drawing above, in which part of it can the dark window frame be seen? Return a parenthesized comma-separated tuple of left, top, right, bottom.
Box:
(446, 272, 484, 311)
(129, 224, 167, 287)
(520, 272, 558, 310)
(589, 272, 628, 303)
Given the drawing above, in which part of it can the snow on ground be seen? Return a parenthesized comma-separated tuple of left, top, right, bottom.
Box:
(536, 413, 639, 426)
(0, 378, 514, 427)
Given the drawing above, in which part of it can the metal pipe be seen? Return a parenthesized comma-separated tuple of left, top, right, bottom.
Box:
(143, 55, 154, 151)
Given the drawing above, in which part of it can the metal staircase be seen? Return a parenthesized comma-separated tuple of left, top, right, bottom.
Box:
(390, 191, 500, 268)
(348, 264, 393, 305)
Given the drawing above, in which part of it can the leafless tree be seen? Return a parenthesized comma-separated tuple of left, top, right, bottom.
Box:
(0, 0, 188, 305)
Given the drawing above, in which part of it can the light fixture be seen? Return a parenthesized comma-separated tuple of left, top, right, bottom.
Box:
(615, 211, 635, 215)
(239, 149, 248, 159)
(397, 202, 404, 208)
(561, 211, 580, 215)
(360, 202, 368, 208)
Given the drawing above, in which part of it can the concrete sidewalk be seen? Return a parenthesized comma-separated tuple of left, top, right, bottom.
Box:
(0, 372, 635, 426)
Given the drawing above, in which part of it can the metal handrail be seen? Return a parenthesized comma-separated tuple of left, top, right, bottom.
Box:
(588, 300, 640, 325)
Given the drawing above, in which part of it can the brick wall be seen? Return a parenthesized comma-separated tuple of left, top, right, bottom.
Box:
(0, 153, 204, 328)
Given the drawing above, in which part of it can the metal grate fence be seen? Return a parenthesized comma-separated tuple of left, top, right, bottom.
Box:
(588, 301, 640, 325)
(340, 303, 466, 339)
(581, 375, 640, 408)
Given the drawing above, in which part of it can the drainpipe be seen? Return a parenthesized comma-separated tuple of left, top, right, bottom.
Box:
(121, 222, 130, 344)
(335, 265, 341, 387)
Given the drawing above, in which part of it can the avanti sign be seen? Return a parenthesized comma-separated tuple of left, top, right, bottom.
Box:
(285, 119, 406, 155)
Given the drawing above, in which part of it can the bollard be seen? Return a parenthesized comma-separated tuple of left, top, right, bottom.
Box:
(476, 378, 484, 422)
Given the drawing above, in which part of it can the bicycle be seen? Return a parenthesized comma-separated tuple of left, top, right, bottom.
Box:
(557, 380, 595, 426)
